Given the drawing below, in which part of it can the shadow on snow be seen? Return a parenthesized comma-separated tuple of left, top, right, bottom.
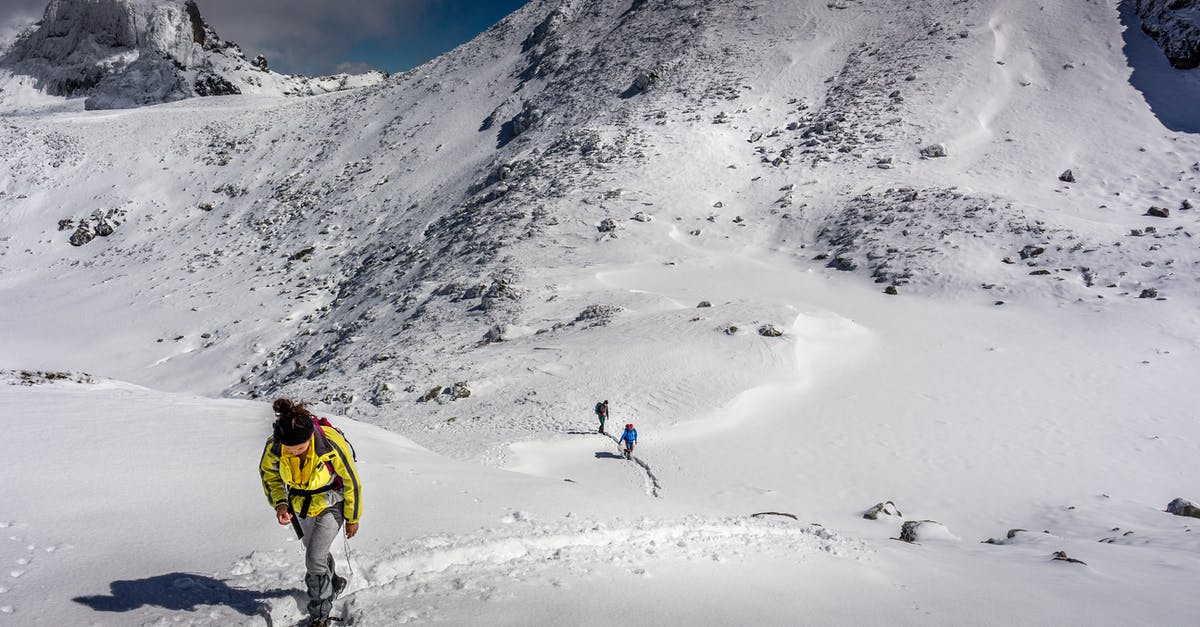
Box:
(73, 572, 291, 621)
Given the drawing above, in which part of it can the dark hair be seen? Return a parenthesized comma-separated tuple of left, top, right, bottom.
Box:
(273, 397, 315, 445)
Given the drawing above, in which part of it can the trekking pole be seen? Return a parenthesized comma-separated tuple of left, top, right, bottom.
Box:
(343, 534, 355, 577)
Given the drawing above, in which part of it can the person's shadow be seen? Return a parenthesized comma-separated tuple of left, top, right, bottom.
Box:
(595, 451, 624, 460)
(73, 572, 292, 624)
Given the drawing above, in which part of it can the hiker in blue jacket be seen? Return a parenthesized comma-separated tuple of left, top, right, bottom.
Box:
(619, 423, 637, 459)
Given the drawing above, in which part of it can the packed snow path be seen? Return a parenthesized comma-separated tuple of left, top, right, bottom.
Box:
(230, 515, 858, 626)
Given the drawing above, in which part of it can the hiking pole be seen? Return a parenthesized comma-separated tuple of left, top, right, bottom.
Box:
(343, 533, 355, 577)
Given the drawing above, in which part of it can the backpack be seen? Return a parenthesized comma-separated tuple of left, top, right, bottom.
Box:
(315, 416, 358, 461)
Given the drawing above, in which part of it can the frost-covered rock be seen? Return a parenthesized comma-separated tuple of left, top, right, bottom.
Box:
(862, 501, 902, 520)
(1136, 0, 1200, 69)
(0, 0, 381, 110)
(757, 324, 783, 337)
(897, 520, 958, 543)
(920, 143, 948, 158)
(1167, 497, 1200, 518)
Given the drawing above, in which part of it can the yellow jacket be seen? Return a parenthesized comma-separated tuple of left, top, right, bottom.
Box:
(259, 423, 361, 524)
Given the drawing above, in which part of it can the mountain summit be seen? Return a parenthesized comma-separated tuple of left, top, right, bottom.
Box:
(0, 0, 381, 110)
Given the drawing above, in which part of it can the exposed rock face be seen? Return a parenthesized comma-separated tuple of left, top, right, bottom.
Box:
(0, 0, 379, 110)
(1136, 0, 1200, 69)
(2, 0, 237, 108)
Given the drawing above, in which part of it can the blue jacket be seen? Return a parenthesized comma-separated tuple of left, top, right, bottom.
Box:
(620, 428, 637, 444)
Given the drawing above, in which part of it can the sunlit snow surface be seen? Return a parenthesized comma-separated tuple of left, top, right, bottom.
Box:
(1, 0, 1199, 624)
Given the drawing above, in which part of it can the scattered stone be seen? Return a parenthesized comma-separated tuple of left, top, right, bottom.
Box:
(1167, 498, 1200, 519)
(827, 256, 858, 272)
(897, 520, 955, 543)
(1019, 245, 1046, 260)
(723, 325, 739, 335)
(862, 501, 902, 520)
(697, 301, 712, 308)
(1029, 269, 1052, 276)
(597, 218, 618, 233)
(69, 227, 94, 247)
(750, 511, 798, 520)
(757, 324, 783, 337)
(57, 218, 74, 231)
(1051, 550, 1086, 565)
(1139, 288, 1159, 299)
(982, 528, 1029, 545)
(631, 211, 652, 223)
(920, 143, 947, 158)
(1058, 169, 1075, 183)
(448, 381, 471, 400)
(1182, 199, 1193, 211)
(884, 285, 899, 295)
(418, 386, 442, 403)
(1146, 206, 1170, 218)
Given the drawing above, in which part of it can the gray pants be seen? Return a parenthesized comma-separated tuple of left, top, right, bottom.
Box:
(299, 508, 343, 619)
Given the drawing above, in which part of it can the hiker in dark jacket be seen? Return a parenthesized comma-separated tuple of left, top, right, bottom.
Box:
(259, 398, 361, 627)
(594, 400, 609, 434)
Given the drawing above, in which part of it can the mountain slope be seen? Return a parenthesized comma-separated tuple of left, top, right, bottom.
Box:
(0, 0, 1197, 443)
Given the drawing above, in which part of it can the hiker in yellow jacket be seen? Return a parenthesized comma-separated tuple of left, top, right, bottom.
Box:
(259, 398, 361, 627)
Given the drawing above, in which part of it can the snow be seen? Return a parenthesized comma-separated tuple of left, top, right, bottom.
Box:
(1, 0, 1200, 624)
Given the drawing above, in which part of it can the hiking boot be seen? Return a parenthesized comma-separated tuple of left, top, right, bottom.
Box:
(332, 575, 347, 599)
(308, 618, 331, 627)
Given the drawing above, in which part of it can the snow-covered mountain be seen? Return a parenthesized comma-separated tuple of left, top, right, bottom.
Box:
(1, 1, 1200, 623)
(0, 0, 384, 111)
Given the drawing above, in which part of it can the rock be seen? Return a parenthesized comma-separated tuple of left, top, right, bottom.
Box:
(575, 304, 623, 325)
(1135, 0, 1200, 69)
(920, 143, 947, 158)
(597, 218, 618, 233)
(448, 381, 471, 400)
(862, 501, 902, 520)
(757, 324, 783, 337)
(57, 218, 75, 231)
(723, 325, 739, 335)
(69, 226, 94, 247)
(631, 211, 653, 223)
(1147, 206, 1170, 218)
(1167, 498, 1200, 518)
(1019, 245, 1045, 259)
(697, 301, 712, 308)
(897, 520, 956, 543)
(1058, 169, 1075, 183)
(1029, 269, 1052, 276)
(1182, 199, 1194, 211)
(983, 528, 1029, 544)
(251, 55, 269, 71)
(1139, 288, 1159, 299)
(482, 324, 507, 344)
(93, 220, 114, 237)
(827, 256, 858, 272)
(418, 386, 442, 403)
(1051, 550, 1086, 565)
(884, 285, 899, 295)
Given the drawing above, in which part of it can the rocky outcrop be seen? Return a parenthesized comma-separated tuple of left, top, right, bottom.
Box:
(0, 0, 379, 110)
(1136, 0, 1200, 69)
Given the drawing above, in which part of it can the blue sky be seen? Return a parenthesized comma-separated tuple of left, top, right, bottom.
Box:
(0, 0, 532, 76)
